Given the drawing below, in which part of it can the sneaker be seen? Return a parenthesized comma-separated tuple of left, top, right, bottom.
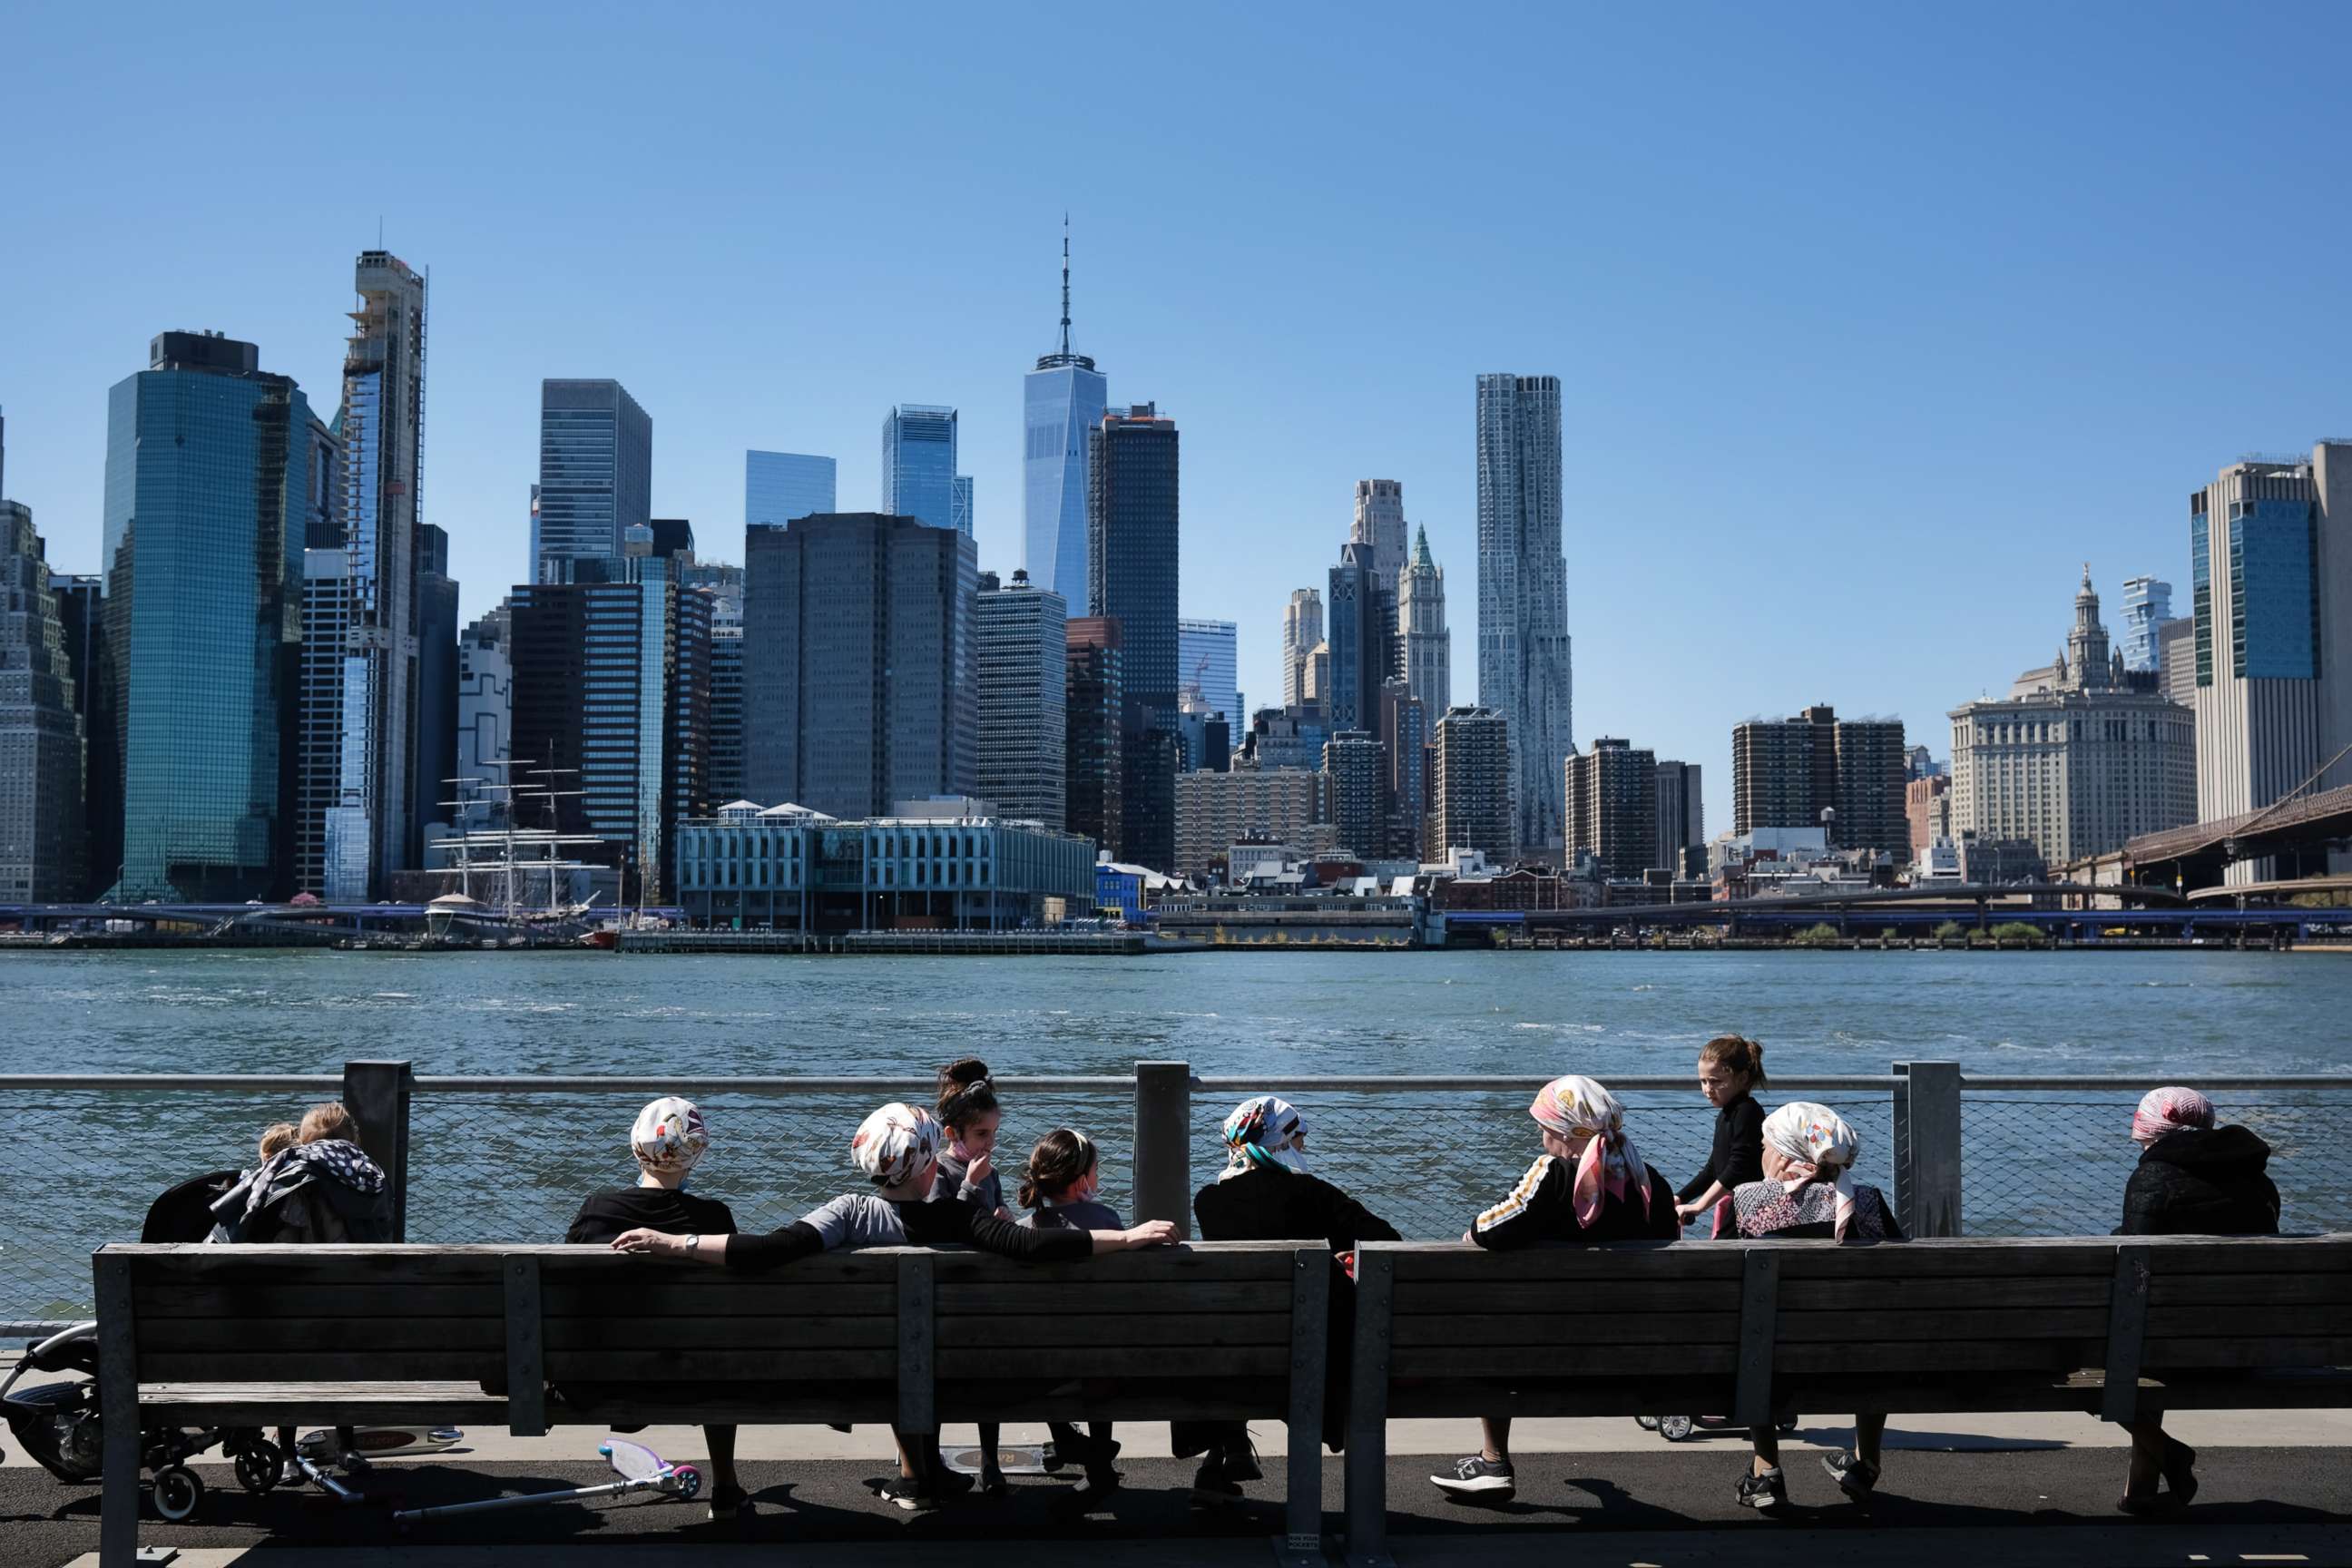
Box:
(878, 1476, 936, 1513)
(1819, 1450, 1878, 1501)
(1430, 1454, 1516, 1501)
(1736, 1466, 1788, 1513)
(706, 1482, 750, 1522)
(1222, 1438, 1262, 1485)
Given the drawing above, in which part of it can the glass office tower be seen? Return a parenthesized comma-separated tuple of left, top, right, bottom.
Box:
(881, 405, 958, 532)
(103, 332, 316, 900)
(745, 450, 836, 528)
(1024, 223, 1108, 609)
(536, 379, 652, 582)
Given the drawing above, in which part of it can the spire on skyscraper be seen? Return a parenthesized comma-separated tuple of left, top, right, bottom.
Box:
(1035, 215, 1094, 373)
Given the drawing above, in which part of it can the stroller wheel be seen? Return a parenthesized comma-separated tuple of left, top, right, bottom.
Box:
(1634, 1416, 1660, 1431)
(236, 1441, 282, 1494)
(1657, 1416, 1695, 1442)
(152, 1464, 206, 1521)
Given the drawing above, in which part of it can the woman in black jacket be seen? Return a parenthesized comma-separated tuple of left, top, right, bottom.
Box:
(1675, 1034, 1768, 1228)
(2114, 1086, 2280, 1514)
(1176, 1094, 1400, 1508)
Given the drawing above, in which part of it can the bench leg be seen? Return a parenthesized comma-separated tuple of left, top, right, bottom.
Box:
(96, 1251, 141, 1568)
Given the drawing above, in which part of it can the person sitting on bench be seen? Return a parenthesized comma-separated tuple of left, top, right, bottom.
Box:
(609, 1101, 1174, 1512)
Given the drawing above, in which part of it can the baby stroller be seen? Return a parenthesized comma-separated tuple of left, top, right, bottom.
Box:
(1637, 1413, 1800, 1442)
(1, 1170, 294, 1519)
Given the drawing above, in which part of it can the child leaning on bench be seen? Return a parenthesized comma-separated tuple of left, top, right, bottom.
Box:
(924, 1057, 1014, 1494)
(610, 1101, 1175, 1512)
(1016, 1126, 1128, 1507)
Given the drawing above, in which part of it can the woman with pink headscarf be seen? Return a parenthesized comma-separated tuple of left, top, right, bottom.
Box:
(1430, 1074, 1677, 1504)
(2114, 1086, 2279, 1514)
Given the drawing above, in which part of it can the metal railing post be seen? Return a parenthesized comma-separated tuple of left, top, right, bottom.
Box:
(1132, 1061, 1192, 1238)
(343, 1060, 416, 1240)
(1892, 1060, 1963, 1237)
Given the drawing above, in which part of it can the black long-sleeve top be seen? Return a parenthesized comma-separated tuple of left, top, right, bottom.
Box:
(1191, 1164, 1401, 1249)
(1473, 1156, 1681, 1248)
(724, 1189, 1092, 1271)
(1677, 1093, 1765, 1204)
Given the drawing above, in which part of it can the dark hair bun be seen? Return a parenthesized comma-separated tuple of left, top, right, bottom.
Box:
(939, 1056, 991, 1090)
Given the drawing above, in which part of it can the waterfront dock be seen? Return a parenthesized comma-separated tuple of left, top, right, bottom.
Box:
(615, 927, 1148, 955)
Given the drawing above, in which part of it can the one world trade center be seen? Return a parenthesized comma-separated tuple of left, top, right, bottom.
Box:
(1023, 220, 1107, 611)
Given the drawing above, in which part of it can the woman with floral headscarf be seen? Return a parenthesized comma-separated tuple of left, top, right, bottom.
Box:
(565, 1098, 750, 1520)
(1178, 1095, 1400, 1509)
(1711, 1102, 1901, 1514)
(612, 1101, 1173, 1512)
(2113, 1086, 2278, 1514)
(1432, 1074, 1679, 1504)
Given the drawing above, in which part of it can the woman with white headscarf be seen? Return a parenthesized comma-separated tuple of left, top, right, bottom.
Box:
(1432, 1075, 1679, 1504)
(1712, 1102, 1901, 1514)
(1178, 1095, 1401, 1510)
(612, 1101, 1175, 1511)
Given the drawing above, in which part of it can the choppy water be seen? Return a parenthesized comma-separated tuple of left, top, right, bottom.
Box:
(5, 947, 2350, 1078)
(4, 949, 2347, 1323)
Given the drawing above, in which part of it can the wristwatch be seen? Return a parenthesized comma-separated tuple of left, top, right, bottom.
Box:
(682, 1233, 701, 1252)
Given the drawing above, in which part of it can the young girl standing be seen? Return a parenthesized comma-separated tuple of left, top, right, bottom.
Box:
(1018, 1128, 1125, 1505)
(927, 1058, 1011, 1491)
(1675, 1035, 1769, 1228)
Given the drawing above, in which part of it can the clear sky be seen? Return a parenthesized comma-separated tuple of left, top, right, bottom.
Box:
(6, 3, 2350, 835)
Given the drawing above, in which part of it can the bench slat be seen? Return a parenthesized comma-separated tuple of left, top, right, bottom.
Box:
(2145, 1305, 2351, 1337)
(139, 1318, 505, 1352)
(1394, 1311, 1738, 1347)
(2141, 1337, 2352, 1369)
(1393, 1344, 1738, 1377)
(1775, 1340, 2099, 1374)
(544, 1316, 896, 1348)
(1394, 1280, 1741, 1314)
(543, 1282, 896, 1316)
(938, 1312, 1292, 1348)
(544, 1348, 898, 1379)
(927, 1247, 1301, 1285)
(1777, 1277, 2115, 1311)
(134, 1283, 505, 1319)
(939, 1281, 1279, 1315)
(1776, 1308, 2111, 1342)
(139, 1351, 502, 1380)
(1775, 1244, 2116, 1279)
(938, 1347, 1289, 1378)
(1381, 1244, 1738, 1283)
(2148, 1274, 2352, 1307)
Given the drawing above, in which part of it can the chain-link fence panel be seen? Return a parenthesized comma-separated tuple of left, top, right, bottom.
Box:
(1188, 1082, 1898, 1240)
(1961, 1087, 2352, 1236)
(407, 1083, 1148, 1247)
(0, 1082, 340, 1328)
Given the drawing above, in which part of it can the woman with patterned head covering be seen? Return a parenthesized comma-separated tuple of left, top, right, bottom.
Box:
(611, 1101, 1175, 1513)
(1432, 1073, 1679, 1505)
(1710, 1102, 1903, 1514)
(565, 1098, 746, 1519)
(2115, 1086, 2279, 1514)
(1179, 1094, 1401, 1511)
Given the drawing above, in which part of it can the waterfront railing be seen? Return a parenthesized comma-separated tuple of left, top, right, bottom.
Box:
(4, 1063, 2347, 1332)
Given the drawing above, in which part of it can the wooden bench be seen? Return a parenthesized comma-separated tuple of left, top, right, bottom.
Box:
(1341, 1233, 2352, 1564)
(93, 1240, 1336, 1568)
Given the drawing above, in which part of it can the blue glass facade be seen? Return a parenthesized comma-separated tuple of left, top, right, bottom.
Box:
(2190, 504, 2212, 687)
(2229, 498, 2318, 680)
(103, 342, 313, 899)
(744, 450, 835, 528)
(536, 380, 652, 581)
(2117, 576, 2171, 673)
(881, 405, 957, 532)
(1024, 361, 1108, 608)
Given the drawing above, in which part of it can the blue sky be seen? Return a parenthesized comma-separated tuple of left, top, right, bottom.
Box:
(6, 3, 2350, 833)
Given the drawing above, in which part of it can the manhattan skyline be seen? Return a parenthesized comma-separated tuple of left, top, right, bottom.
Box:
(6, 5, 2352, 835)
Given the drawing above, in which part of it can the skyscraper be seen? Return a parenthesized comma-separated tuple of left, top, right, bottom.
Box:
(741, 513, 976, 820)
(1088, 404, 1181, 870)
(1732, 703, 1908, 857)
(296, 545, 353, 895)
(1024, 221, 1108, 608)
(1323, 730, 1386, 858)
(1565, 738, 1659, 882)
(326, 250, 429, 896)
(1177, 618, 1240, 730)
(535, 379, 652, 582)
(1352, 479, 1407, 592)
(1280, 588, 1323, 709)
(454, 607, 511, 831)
(509, 555, 702, 901)
(2188, 445, 2352, 879)
(1326, 540, 1387, 733)
(51, 571, 115, 896)
(0, 495, 84, 901)
(1654, 760, 1704, 875)
(704, 593, 745, 805)
(976, 569, 1069, 828)
(2119, 576, 2172, 674)
(1433, 704, 1513, 863)
(881, 405, 959, 533)
(1064, 617, 1125, 858)
(103, 331, 316, 900)
(1397, 524, 1449, 716)
(1378, 677, 1427, 858)
(1475, 373, 1573, 855)
(412, 523, 461, 855)
(744, 450, 836, 528)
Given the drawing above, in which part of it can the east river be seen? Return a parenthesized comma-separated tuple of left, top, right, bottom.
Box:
(4, 949, 2347, 1320)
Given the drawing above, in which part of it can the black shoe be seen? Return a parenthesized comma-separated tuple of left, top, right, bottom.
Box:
(706, 1483, 750, 1522)
(1820, 1449, 1878, 1501)
(1222, 1439, 1261, 1485)
(1430, 1454, 1515, 1502)
(2161, 1437, 2198, 1506)
(1737, 1466, 1788, 1513)
(878, 1476, 937, 1513)
(931, 1465, 975, 1502)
